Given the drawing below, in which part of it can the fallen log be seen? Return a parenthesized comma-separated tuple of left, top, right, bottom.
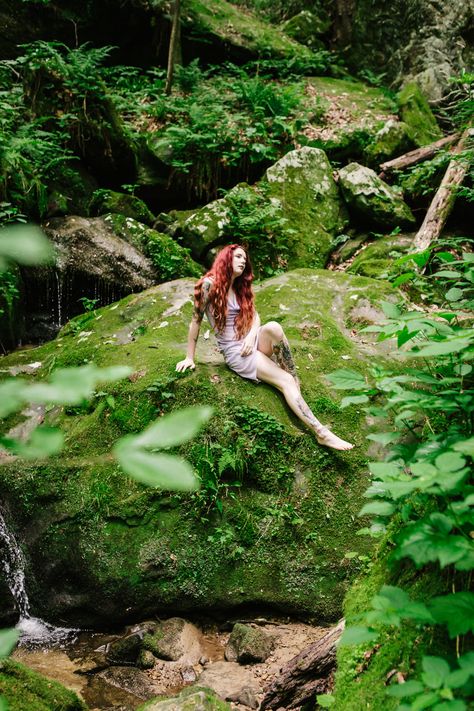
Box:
(259, 619, 344, 710)
(414, 127, 473, 253)
(379, 133, 459, 176)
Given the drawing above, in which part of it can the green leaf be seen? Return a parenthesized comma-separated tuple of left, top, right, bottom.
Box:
(453, 438, 474, 456)
(413, 338, 473, 357)
(445, 287, 463, 302)
(0, 695, 7, 711)
(435, 451, 466, 473)
(422, 656, 451, 689)
(366, 432, 399, 445)
(340, 395, 369, 408)
(412, 692, 444, 710)
(458, 652, 474, 675)
(1, 427, 64, 460)
(359, 500, 395, 517)
(430, 593, 474, 636)
(0, 629, 19, 658)
(432, 701, 466, 711)
(114, 445, 199, 491)
(326, 369, 367, 390)
(316, 694, 335, 708)
(0, 225, 53, 268)
(434, 270, 462, 278)
(338, 626, 378, 646)
(386, 680, 425, 697)
(133, 406, 213, 449)
(381, 301, 401, 319)
(368, 461, 403, 478)
(446, 669, 471, 689)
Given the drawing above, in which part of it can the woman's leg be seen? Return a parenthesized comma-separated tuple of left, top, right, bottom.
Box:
(257, 321, 300, 389)
(255, 351, 353, 451)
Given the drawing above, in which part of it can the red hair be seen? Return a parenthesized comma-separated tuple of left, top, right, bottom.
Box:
(194, 244, 255, 338)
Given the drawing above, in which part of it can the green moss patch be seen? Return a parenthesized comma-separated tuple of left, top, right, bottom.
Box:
(0, 660, 86, 711)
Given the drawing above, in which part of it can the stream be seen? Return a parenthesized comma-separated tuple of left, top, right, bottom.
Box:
(1, 507, 327, 709)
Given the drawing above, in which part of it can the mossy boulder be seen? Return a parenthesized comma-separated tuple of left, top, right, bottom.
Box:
(338, 163, 415, 229)
(265, 147, 348, 268)
(90, 190, 155, 226)
(347, 233, 414, 280)
(281, 10, 331, 48)
(103, 214, 202, 281)
(397, 83, 442, 147)
(183, 0, 313, 61)
(0, 659, 86, 711)
(0, 269, 400, 626)
(364, 119, 415, 166)
(138, 685, 232, 710)
(225, 623, 274, 663)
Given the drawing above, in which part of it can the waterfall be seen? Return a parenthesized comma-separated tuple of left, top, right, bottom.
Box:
(0, 507, 78, 647)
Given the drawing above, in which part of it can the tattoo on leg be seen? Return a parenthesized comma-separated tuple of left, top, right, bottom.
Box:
(296, 396, 322, 433)
(273, 336, 299, 382)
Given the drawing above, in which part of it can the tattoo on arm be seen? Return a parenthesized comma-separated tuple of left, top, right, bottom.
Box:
(193, 279, 212, 323)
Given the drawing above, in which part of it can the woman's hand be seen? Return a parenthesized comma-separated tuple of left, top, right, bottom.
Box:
(176, 357, 196, 373)
(240, 333, 256, 357)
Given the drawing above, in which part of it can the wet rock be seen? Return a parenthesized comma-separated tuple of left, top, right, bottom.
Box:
(198, 662, 260, 706)
(225, 623, 274, 664)
(338, 163, 415, 229)
(107, 632, 144, 665)
(143, 618, 203, 662)
(138, 685, 232, 710)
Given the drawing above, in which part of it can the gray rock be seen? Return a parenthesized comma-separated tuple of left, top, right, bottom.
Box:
(137, 649, 156, 670)
(225, 623, 274, 664)
(107, 632, 143, 665)
(138, 685, 232, 710)
(197, 661, 260, 703)
(338, 163, 415, 229)
(143, 618, 203, 662)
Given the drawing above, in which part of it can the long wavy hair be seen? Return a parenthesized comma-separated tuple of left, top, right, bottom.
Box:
(194, 244, 255, 338)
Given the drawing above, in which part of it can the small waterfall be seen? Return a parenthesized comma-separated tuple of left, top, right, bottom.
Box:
(0, 507, 78, 647)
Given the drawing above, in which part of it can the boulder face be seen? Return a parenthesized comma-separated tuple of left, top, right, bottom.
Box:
(0, 269, 398, 627)
(338, 163, 416, 229)
(138, 686, 232, 710)
(177, 147, 348, 271)
(224, 623, 274, 664)
(397, 83, 442, 147)
(265, 147, 349, 268)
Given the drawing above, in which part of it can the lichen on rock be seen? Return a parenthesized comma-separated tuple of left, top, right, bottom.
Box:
(338, 163, 415, 229)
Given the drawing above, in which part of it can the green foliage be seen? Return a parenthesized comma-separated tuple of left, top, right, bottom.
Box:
(327, 243, 474, 708)
(222, 184, 291, 277)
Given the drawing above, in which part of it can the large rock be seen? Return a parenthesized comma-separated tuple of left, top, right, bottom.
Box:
(281, 10, 331, 48)
(338, 163, 415, 229)
(90, 190, 155, 226)
(224, 623, 274, 664)
(197, 663, 259, 708)
(348, 233, 415, 280)
(364, 119, 415, 166)
(265, 147, 348, 268)
(397, 83, 442, 147)
(138, 686, 232, 710)
(143, 618, 203, 662)
(0, 269, 400, 626)
(179, 148, 348, 270)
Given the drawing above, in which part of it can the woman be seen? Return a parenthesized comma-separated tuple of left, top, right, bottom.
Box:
(176, 245, 353, 451)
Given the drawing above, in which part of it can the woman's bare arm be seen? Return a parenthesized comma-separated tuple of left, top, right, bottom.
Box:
(176, 279, 212, 371)
(240, 310, 261, 356)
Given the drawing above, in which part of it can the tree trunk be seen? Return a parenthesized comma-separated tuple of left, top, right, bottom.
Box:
(414, 128, 473, 252)
(332, 0, 357, 47)
(379, 133, 459, 176)
(165, 0, 181, 96)
(259, 619, 345, 710)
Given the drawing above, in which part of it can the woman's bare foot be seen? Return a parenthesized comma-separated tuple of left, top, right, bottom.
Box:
(316, 427, 354, 451)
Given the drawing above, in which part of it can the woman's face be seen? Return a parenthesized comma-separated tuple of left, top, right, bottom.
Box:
(232, 248, 247, 278)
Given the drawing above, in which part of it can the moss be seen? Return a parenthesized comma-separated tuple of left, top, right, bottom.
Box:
(0, 270, 399, 625)
(281, 10, 330, 48)
(0, 660, 86, 711)
(364, 119, 414, 166)
(103, 213, 202, 281)
(348, 233, 414, 279)
(397, 83, 442, 147)
(90, 189, 155, 226)
(333, 542, 454, 710)
(185, 0, 313, 60)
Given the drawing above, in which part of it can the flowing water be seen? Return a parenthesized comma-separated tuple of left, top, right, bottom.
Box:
(0, 506, 78, 647)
